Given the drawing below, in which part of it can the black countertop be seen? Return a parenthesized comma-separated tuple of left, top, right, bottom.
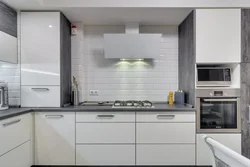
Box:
(0, 103, 195, 120)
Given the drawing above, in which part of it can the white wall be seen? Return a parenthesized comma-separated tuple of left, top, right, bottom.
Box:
(0, 12, 21, 106)
(43, 0, 250, 8)
(72, 23, 178, 102)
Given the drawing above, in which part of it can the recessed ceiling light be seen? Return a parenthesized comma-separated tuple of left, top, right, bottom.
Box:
(49, 25, 53, 28)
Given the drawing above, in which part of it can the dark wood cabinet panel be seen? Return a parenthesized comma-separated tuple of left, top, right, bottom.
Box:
(242, 9, 250, 63)
(60, 13, 72, 106)
(178, 11, 195, 106)
(0, 2, 17, 37)
(241, 63, 250, 158)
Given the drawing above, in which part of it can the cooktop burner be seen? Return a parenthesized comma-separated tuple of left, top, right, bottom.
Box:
(113, 100, 154, 108)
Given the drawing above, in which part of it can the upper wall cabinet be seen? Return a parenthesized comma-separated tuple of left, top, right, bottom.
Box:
(195, 9, 241, 63)
(0, 2, 17, 64)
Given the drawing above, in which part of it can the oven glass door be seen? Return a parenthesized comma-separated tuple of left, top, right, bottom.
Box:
(200, 98, 238, 129)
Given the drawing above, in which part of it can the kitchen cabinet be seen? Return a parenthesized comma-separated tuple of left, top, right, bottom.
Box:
(76, 145, 135, 165)
(136, 112, 196, 165)
(136, 123, 195, 144)
(196, 134, 241, 166)
(0, 141, 31, 167)
(21, 86, 60, 107)
(35, 112, 75, 165)
(76, 123, 135, 144)
(0, 2, 17, 63)
(21, 12, 71, 107)
(0, 114, 32, 167)
(0, 113, 31, 156)
(76, 112, 135, 122)
(136, 144, 195, 165)
(76, 112, 135, 165)
(195, 9, 241, 63)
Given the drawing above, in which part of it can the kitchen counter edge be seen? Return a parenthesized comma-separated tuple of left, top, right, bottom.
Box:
(0, 105, 195, 121)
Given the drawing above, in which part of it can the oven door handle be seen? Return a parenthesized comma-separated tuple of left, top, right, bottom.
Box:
(203, 99, 237, 102)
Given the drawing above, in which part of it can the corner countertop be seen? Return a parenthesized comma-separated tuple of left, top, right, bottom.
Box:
(0, 103, 195, 121)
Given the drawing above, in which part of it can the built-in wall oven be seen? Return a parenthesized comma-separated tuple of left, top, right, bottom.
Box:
(196, 89, 241, 133)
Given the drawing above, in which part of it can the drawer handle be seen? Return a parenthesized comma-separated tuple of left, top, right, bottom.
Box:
(45, 115, 63, 119)
(96, 115, 115, 119)
(3, 119, 21, 127)
(31, 88, 49, 91)
(157, 114, 175, 119)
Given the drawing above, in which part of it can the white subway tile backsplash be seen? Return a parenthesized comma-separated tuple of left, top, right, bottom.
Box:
(72, 24, 179, 101)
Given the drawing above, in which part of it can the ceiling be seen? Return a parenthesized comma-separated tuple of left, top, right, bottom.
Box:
(3, 0, 193, 25)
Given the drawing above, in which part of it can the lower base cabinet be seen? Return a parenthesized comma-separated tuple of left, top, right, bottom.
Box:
(196, 133, 241, 166)
(35, 112, 75, 165)
(76, 145, 135, 165)
(0, 141, 31, 167)
(136, 144, 195, 165)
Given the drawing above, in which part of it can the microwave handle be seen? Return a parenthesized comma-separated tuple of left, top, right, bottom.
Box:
(203, 99, 237, 102)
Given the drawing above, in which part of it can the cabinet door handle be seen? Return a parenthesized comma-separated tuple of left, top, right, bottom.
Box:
(31, 88, 49, 91)
(45, 115, 63, 119)
(96, 115, 115, 119)
(3, 119, 21, 127)
(157, 114, 175, 119)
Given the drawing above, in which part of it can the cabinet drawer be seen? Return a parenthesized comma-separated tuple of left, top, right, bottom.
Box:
(0, 141, 31, 167)
(76, 123, 135, 143)
(21, 86, 60, 107)
(76, 145, 135, 165)
(76, 112, 135, 122)
(136, 112, 195, 122)
(136, 123, 195, 143)
(136, 144, 195, 165)
(0, 114, 31, 156)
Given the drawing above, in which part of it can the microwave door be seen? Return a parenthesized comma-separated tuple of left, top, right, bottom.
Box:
(197, 68, 231, 86)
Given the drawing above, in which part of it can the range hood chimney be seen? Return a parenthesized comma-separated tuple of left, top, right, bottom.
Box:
(125, 23, 139, 34)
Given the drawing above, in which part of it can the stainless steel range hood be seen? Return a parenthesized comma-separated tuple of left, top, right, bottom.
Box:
(104, 23, 161, 59)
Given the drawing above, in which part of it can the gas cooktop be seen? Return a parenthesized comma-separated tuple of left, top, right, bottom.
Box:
(112, 100, 154, 108)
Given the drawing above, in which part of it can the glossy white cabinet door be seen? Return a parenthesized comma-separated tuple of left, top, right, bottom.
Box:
(76, 123, 135, 143)
(76, 145, 135, 165)
(136, 144, 195, 165)
(21, 86, 60, 107)
(21, 12, 60, 85)
(76, 112, 135, 123)
(137, 123, 195, 143)
(196, 134, 241, 166)
(0, 114, 31, 156)
(35, 112, 75, 165)
(0, 141, 31, 167)
(136, 112, 195, 123)
(196, 9, 241, 63)
(0, 31, 17, 63)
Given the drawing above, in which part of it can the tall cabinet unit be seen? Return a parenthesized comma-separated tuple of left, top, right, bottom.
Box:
(21, 12, 71, 107)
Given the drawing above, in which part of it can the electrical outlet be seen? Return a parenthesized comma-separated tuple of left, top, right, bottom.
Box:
(89, 90, 99, 96)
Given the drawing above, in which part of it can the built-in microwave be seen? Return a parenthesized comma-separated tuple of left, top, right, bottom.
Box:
(197, 67, 231, 87)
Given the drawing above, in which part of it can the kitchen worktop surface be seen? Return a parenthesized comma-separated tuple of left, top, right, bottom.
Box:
(0, 103, 195, 120)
